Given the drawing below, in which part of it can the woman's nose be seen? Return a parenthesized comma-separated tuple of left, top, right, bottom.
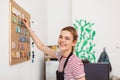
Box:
(60, 38, 65, 42)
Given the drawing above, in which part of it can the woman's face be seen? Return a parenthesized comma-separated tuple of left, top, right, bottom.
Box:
(58, 30, 76, 52)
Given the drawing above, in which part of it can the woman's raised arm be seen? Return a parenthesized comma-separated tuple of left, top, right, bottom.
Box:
(22, 19, 57, 58)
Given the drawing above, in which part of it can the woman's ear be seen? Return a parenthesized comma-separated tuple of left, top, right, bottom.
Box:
(72, 40, 77, 46)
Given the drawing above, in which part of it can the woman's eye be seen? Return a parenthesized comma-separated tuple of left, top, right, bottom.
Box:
(59, 35, 62, 38)
(65, 37, 70, 40)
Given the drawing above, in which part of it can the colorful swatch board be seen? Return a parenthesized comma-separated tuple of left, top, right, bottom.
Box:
(9, 0, 31, 65)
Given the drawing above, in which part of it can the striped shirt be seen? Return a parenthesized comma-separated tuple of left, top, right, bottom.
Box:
(56, 49, 85, 80)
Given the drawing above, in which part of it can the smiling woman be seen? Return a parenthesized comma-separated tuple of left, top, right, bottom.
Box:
(22, 18, 86, 80)
(57, 26, 78, 57)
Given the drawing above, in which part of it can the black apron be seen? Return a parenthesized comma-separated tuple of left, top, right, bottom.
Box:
(56, 52, 73, 80)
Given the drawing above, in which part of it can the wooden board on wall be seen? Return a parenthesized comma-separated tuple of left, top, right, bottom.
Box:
(9, 0, 31, 65)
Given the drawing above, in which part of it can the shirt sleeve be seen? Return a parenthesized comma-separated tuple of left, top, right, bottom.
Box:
(71, 57, 85, 79)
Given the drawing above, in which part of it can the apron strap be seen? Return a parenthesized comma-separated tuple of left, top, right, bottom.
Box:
(60, 51, 73, 70)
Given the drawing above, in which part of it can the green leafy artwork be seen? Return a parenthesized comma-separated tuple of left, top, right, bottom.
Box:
(73, 19, 96, 63)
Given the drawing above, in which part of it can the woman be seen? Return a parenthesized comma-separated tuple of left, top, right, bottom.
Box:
(23, 19, 86, 80)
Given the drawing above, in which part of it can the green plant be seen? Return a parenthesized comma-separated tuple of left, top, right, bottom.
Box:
(73, 19, 96, 63)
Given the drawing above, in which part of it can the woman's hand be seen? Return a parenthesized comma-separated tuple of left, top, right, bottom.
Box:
(22, 19, 30, 29)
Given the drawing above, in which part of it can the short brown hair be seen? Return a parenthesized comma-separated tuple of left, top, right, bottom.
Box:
(61, 26, 78, 42)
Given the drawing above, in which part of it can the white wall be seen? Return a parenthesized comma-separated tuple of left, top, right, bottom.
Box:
(0, 0, 47, 80)
(72, 0, 120, 77)
(47, 0, 72, 45)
